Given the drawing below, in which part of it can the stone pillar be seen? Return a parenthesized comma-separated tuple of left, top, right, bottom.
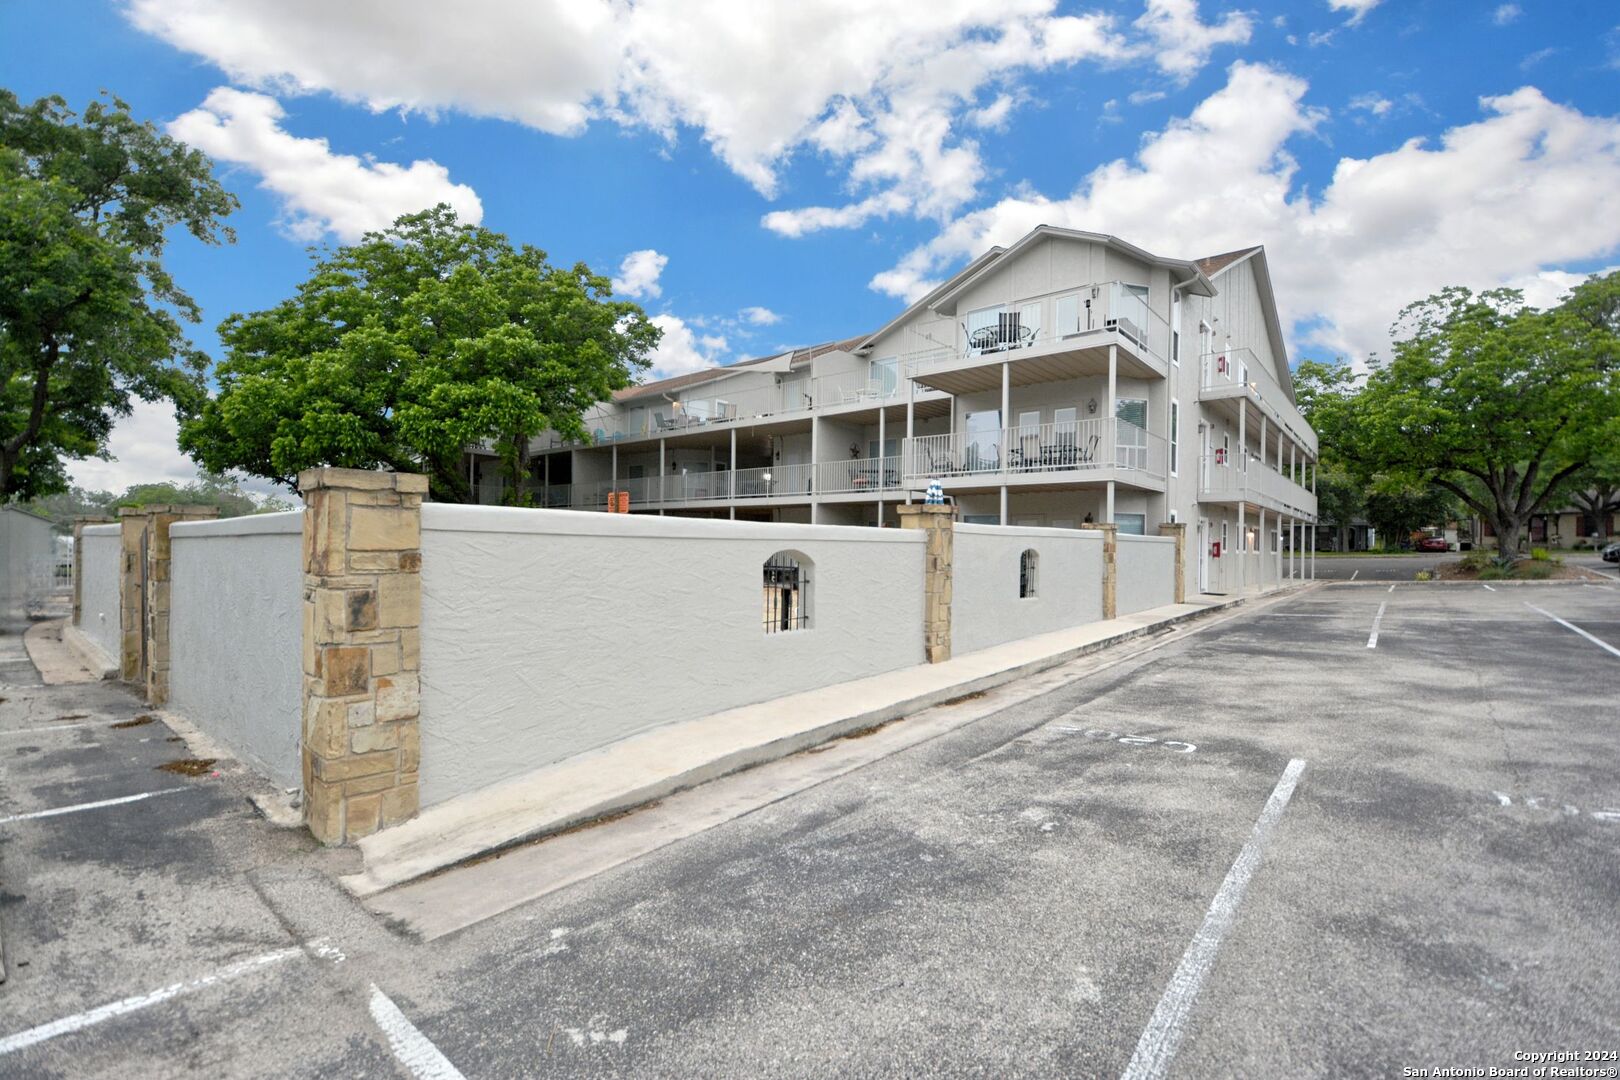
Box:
(1159, 521, 1187, 605)
(71, 515, 113, 626)
(299, 467, 426, 845)
(118, 504, 220, 700)
(897, 503, 954, 664)
(1083, 522, 1118, 619)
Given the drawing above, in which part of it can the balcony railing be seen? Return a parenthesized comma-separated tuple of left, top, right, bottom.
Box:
(1198, 347, 1317, 456)
(816, 455, 902, 495)
(903, 418, 1166, 482)
(572, 368, 912, 446)
(1198, 454, 1317, 519)
(899, 280, 1174, 377)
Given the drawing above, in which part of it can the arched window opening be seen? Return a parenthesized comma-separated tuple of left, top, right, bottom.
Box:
(1020, 549, 1038, 599)
(764, 551, 811, 633)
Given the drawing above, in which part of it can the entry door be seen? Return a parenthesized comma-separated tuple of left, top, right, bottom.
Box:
(1197, 520, 1209, 593)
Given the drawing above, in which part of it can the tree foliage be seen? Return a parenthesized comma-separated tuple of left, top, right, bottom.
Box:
(0, 89, 237, 500)
(1336, 278, 1620, 554)
(180, 207, 660, 503)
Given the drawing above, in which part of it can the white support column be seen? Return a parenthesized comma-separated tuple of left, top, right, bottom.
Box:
(1311, 520, 1316, 579)
(905, 381, 915, 505)
(729, 427, 736, 520)
(658, 438, 666, 516)
(1107, 342, 1117, 526)
(1257, 506, 1266, 591)
(809, 415, 820, 524)
(1000, 362, 1010, 526)
(1237, 502, 1247, 593)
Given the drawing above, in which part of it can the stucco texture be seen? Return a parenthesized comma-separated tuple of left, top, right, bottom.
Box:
(1, 507, 55, 616)
(417, 506, 926, 808)
(1116, 533, 1177, 615)
(168, 512, 304, 791)
(952, 525, 1105, 655)
(77, 524, 122, 660)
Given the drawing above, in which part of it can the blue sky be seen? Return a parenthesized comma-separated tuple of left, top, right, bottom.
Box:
(2, 0, 1618, 491)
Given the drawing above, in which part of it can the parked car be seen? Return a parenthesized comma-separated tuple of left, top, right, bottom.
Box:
(1602, 541, 1620, 563)
(1417, 536, 1450, 552)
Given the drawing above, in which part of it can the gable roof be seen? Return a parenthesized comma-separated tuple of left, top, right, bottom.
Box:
(855, 224, 1217, 353)
(612, 334, 869, 403)
(1195, 246, 1263, 277)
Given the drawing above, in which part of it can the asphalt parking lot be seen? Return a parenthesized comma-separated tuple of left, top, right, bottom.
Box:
(1312, 551, 1620, 582)
(3, 583, 1619, 1078)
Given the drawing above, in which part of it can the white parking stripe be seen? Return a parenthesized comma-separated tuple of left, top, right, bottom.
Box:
(370, 985, 467, 1080)
(0, 723, 96, 737)
(1387, 583, 1397, 593)
(0, 786, 190, 826)
(0, 946, 304, 1055)
(1120, 759, 1309, 1080)
(1524, 604, 1620, 660)
(1349, 570, 1359, 581)
(1367, 602, 1388, 649)
(1481, 584, 1496, 592)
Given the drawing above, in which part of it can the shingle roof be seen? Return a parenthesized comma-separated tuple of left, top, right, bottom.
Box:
(612, 334, 869, 402)
(1195, 247, 1262, 276)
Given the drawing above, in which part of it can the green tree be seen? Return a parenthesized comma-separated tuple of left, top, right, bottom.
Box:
(0, 90, 237, 499)
(1292, 359, 1367, 547)
(181, 206, 660, 503)
(115, 471, 293, 517)
(1363, 482, 1457, 549)
(1347, 281, 1620, 555)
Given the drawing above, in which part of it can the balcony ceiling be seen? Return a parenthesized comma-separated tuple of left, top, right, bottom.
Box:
(913, 337, 1161, 397)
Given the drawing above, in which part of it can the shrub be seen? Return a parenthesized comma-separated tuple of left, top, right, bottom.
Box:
(1460, 550, 1492, 573)
(1530, 547, 1551, 561)
(1515, 561, 1557, 580)
(1478, 566, 1508, 581)
(1414, 570, 1434, 581)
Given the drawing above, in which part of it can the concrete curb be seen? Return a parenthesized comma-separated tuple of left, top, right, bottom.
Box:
(61, 622, 119, 680)
(346, 583, 1316, 898)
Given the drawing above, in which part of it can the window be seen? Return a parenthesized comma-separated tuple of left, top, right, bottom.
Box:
(872, 356, 899, 396)
(1055, 294, 1080, 337)
(1116, 398, 1148, 470)
(1169, 399, 1180, 477)
(1171, 292, 1183, 366)
(1020, 549, 1038, 598)
(1116, 514, 1146, 536)
(763, 552, 810, 633)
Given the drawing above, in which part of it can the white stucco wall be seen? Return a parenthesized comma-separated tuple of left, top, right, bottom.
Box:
(1116, 533, 1176, 615)
(417, 506, 926, 808)
(1, 507, 55, 616)
(77, 524, 122, 660)
(168, 512, 304, 791)
(952, 524, 1104, 655)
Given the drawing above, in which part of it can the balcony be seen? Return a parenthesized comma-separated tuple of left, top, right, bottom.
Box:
(901, 281, 1172, 396)
(1198, 348, 1317, 457)
(1197, 454, 1317, 519)
(903, 418, 1166, 491)
(571, 369, 943, 448)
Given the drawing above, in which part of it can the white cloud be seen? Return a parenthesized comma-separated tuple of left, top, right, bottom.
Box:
(872, 62, 1620, 369)
(1492, 4, 1522, 26)
(167, 87, 482, 242)
(63, 400, 289, 500)
(1135, 0, 1253, 80)
(1504, 266, 1620, 311)
(1327, 0, 1382, 26)
(647, 314, 727, 379)
(127, 1, 1257, 240)
(1128, 89, 1168, 105)
(611, 249, 668, 299)
(740, 306, 782, 326)
(1349, 92, 1393, 117)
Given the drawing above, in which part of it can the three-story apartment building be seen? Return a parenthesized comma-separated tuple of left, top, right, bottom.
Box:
(463, 226, 1320, 598)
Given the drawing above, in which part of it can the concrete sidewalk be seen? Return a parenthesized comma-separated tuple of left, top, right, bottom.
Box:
(347, 587, 1311, 897)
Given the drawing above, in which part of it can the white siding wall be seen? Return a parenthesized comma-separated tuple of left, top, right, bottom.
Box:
(417, 506, 926, 807)
(77, 524, 122, 661)
(1116, 533, 1177, 615)
(168, 513, 304, 791)
(952, 525, 1104, 654)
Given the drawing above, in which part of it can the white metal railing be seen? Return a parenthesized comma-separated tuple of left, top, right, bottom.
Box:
(903, 418, 1166, 482)
(1197, 454, 1317, 519)
(1198, 347, 1317, 456)
(729, 462, 815, 499)
(901, 280, 1174, 377)
(816, 455, 902, 494)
